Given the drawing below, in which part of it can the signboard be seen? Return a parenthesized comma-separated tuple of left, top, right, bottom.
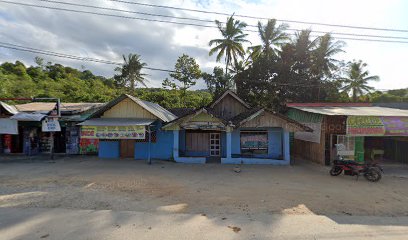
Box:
(80, 125, 145, 139)
(382, 117, 408, 136)
(42, 118, 61, 132)
(347, 116, 408, 136)
(0, 119, 18, 134)
(294, 122, 321, 143)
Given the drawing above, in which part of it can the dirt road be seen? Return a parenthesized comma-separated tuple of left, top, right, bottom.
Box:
(1, 156, 408, 239)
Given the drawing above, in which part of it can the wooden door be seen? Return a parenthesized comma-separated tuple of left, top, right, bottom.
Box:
(120, 140, 135, 158)
(186, 132, 210, 155)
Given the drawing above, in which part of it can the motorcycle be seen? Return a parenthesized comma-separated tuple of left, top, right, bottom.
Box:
(329, 156, 383, 182)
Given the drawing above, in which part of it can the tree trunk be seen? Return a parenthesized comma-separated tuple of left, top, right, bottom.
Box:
(352, 88, 357, 102)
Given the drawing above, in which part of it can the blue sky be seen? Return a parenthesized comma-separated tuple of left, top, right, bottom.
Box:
(1, 0, 407, 90)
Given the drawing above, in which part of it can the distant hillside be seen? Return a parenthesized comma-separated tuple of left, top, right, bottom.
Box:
(0, 61, 212, 108)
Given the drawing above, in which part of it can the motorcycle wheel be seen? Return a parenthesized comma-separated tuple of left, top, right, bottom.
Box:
(330, 166, 343, 176)
(364, 168, 382, 182)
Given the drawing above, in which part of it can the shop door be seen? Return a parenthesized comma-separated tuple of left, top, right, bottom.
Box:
(120, 140, 135, 158)
(210, 133, 220, 156)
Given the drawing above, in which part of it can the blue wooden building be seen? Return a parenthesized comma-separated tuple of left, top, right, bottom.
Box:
(78, 94, 176, 160)
(163, 91, 310, 165)
(78, 92, 310, 164)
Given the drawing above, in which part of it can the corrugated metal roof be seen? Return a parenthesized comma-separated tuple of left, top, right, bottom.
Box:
(0, 101, 18, 115)
(292, 106, 408, 117)
(10, 112, 47, 121)
(15, 102, 104, 114)
(78, 118, 155, 126)
(125, 94, 176, 122)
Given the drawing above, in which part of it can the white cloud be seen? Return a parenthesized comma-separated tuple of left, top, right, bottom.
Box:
(1, 0, 407, 90)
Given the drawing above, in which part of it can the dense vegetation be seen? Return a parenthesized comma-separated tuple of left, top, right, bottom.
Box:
(0, 60, 212, 108)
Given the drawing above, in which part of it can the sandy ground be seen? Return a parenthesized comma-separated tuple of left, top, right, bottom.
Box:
(1, 156, 408, 239)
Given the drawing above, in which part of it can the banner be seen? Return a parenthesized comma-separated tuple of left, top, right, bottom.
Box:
(0, 119, 18, 134)
(294, 122, 321, 143)
(347, 116, 408, 136)
(42, 118, 61, 132)
(80, 125, 145, 139)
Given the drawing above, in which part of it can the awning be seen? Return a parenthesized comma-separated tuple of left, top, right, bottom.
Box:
(10, 112, 47, 121)
(77, 118, 155, 126)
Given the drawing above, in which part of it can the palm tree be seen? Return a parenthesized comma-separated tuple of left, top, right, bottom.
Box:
(341, 60, 379, 102)
(209, 14, 249, 74)
(313, 33, 345, 78)
(254, 19, 289, 58)
(114, 53, 147, 90)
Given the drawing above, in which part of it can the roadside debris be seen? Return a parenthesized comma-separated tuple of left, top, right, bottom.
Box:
(40, 234, 49, 238)
(228, 226, 241, 233)
(233, 167, 241, 173)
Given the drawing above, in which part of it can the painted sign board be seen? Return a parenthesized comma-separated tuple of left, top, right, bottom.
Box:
(382, 117, 408, 136)
(42, 118, 61, 132)
(0, 119, 18, 134)
(347, 116, 408, 136)
(80, 125, 145, 139)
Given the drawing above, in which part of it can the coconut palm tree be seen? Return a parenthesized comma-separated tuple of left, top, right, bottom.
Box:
(253, 19, 289, 58)
(209, 14, 249, 74)
(114, 53, 147, 90)
(341, 60, 379, 102)
(313, 33, 345, 78)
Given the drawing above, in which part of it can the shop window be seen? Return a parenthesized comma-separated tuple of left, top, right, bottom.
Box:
(336, 135, 355, 157)
(240, 131, 268, 155)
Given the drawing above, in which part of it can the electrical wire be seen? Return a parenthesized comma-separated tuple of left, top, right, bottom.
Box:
(2, 0, 408, 44)
(32, 0, 408, 41)
(107, 0, 408, 33)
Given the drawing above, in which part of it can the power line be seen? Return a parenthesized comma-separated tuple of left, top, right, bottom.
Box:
(107, 0, 408, 33)
(32, 0, 408, 41)
(3, 1, 408, 44)
(0, 42, 176, 73)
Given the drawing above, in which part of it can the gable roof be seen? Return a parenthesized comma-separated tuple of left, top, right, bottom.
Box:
(89, 94, 176, 122)
(208, 90, 251, 109)
(230, 108, 312, 132)
(168, 108, 196, 118)
(162, 107, 227, 129)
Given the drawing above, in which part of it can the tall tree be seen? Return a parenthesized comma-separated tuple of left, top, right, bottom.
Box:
(209, 14, 249, 74)
(312, 33, 345, 79)
(253, 19, 289, 58)
(202, 67, 233, 97)
(341, 60, 379, 102)
(114, 53, 147, 91)
(162, 54, 201, 106)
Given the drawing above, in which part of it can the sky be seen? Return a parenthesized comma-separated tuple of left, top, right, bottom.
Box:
(0, 0, 407, 91)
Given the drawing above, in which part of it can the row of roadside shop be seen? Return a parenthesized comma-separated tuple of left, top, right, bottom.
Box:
(0, 101, 103, 155)
(288, 102, 408, 165)
(1, 93, 408, 166)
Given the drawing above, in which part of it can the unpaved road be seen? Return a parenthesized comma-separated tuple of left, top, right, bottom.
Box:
(1, 156, 408, 239)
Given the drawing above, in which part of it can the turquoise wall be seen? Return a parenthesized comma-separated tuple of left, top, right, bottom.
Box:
(231, 128, 283, 159)
(134, 122, 174, 160)
(98, 141, 120, 158)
